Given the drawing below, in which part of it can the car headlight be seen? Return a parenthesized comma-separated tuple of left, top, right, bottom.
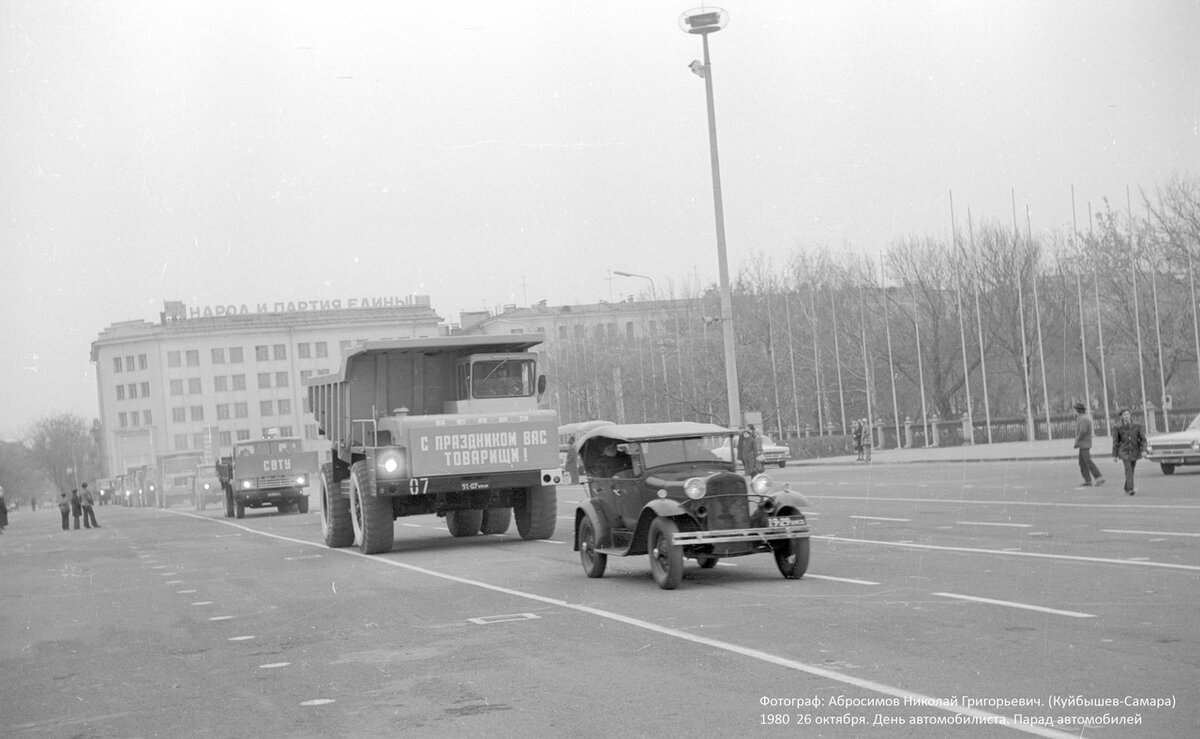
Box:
(1192, 440, 1200, 451)
(751, 473, 772, 495)
(1147, 443, 1154, 453)
(684, 477, 705, 500)
(377, 447, 408, 477)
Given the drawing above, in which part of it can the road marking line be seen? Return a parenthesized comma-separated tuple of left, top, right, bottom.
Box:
(259, 662, 291, 669)
(300, 699, 335, 706)
(468, 613, 540, 625)
(191, 601, 213, 606)
(956, 521, 1032, 528)
(285, 554, 323, 560)
(165, 580, 183, 584)
(849, 515, 910, 522)
(933, 592, 1096, 618)
(807, 494, 1200, 510)
(814, 535, 1200, 572)
(226, 522, 1075, 738)
(533, 539, 565, 544)
(176, 589, 197, 594)
(1103, 529, 1200, 537)
(209, 616, 232, 621)
(228, 635, 254, 641)
(805, 574, 880, 585)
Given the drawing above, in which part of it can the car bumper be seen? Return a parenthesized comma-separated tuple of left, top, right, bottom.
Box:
(1145, 453, 1200, 465)
(671, 523, 810, 546)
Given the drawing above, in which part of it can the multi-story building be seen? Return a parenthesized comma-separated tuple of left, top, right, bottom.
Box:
(91, 298, 443, 477)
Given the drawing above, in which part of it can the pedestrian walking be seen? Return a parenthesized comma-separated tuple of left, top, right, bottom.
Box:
(1111, 408, 1147, 496)
(1072, 402, 1105, 487)
(80, 482, 100, 528)
(565, 435, 580, 484)
(70, 488, 82, 529)
(58, 490, 71, 531)
(0, 486, 8, 533)
(852, 420, 865, 462)
(861, 418, 873, 463)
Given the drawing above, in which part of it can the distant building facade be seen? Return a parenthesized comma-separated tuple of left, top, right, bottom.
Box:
(91, 298, 443, 477)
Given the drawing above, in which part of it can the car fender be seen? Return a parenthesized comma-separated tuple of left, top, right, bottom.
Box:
(769, 489, 810, 511)
(574, 498, 615, 551)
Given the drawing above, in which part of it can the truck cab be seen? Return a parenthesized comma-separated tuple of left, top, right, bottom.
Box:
(443, 353, 545, 415)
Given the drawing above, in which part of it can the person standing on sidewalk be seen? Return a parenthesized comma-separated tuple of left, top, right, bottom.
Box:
(1073, 402, 1104, 487)
(1111, 408, 1147, 496)
(80, 482, 100, 528)
(58, 490, 71, 531)
(69, 488, 82, 529)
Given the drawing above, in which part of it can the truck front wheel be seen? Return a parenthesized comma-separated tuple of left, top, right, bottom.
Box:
(446, 510, 483, 537)
(349, 461, 394, 554)
(515, 485, 556, 540)
(320, 464, 354, 548)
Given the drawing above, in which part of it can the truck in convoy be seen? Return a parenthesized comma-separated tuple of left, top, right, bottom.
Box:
(216, 435, 317, 519)
(192, 463, 223, 511)
(159, 451, 204, 507)
(304, 335, 563, 554)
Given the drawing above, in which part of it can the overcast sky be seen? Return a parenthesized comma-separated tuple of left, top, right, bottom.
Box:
(2, 0, 1197, 440)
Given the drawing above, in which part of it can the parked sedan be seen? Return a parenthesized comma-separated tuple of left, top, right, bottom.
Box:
(710, 434, 792, 468)
(1145, 412, 1200, 474)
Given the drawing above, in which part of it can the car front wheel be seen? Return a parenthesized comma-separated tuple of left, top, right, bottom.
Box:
(774, 537, 810, 579)
(648, 518, 683, 590)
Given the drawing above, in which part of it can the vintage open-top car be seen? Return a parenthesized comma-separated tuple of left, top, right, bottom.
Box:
(572, 422, 811, 589)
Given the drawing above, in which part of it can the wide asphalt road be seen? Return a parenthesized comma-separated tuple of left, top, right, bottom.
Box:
(3, 460, 1197, 737)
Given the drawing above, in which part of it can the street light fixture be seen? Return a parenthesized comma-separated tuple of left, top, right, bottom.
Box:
(612, 270, 657, 301)
(679, 6, 741, 428)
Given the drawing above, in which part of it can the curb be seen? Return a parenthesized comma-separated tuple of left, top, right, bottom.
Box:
(791, 454, 1075, 467)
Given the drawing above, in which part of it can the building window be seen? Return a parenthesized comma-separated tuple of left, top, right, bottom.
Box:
(186, 349, 199, 366)
(172, 407, 186, 423)
(116, 385, 126, 401)
(298, 343, 311, 359)
(339, 340, 351, 354)
(214, 376, 228, 392)
(277, 426, 293, 437)
(187, 378, 202, 394)
(216, 404, 230, 420)
(174, 434, 188, 450)
(235, 402, 248, 418)
(574, 325, 585, 338)
(219, 430, 232, 446)
(257, 373, 271, 389)
(192, 432, 204, 449)
(236, 429, 250, 441)
(113, 357, 123, 373)
(302, 396, 311, 413)
(315, 341, 328, 358)
(143, 410, 152, 425)
(558, 326, 568, 339)
(278, 398, 292, 415)
(140, 381, 150, 396)
(232, 374, 246, 391)
(138, 354, 148, 370)
(167, 351, 181, 367)
(126, 355, 135, 370)
(626, 321, 634, 339)
(118, 412, 127, 428)
(170, 379, 183, 396)
(128, 383, 138, 399)
(211, 348, 226, 364)
(300, 370, 313, 382)
(275, 371, 289, 388)
(305, 424, 318, 440)
(273, 344, 286, 360)
(230, 346, 244, 363)
(260, 400, 274, 416)
(190, 406, 204, 421)
(510, 328, 525, 334)
(255, 345, 269, 361)
(130, 412, 140, 426)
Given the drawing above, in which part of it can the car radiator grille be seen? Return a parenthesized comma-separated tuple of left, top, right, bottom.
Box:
(703, 477, 752, 529)
(1151, 442, 1195, 453)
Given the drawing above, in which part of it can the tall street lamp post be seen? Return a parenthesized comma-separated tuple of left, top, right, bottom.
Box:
(612, 270, 657, 300)
(680, 7, 741, 428)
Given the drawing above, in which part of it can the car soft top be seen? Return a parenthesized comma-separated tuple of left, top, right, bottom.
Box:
(575, 421, 735, 449)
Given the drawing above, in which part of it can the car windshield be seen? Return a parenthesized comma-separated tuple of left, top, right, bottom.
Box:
(639, 434, 737, 469)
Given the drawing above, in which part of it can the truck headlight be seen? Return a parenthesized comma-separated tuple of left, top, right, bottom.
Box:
(684, 477, 705, 499)
(377, 447, 407, 477)
(751, 474, 772, 495)
(241, 480, 253, 489)
(295, 475, 307, 486)
(203, 483, 210, 490)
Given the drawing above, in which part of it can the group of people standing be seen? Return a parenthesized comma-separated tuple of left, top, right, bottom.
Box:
(57, 482, 101, 530)
(1073, 403, 1147, 496)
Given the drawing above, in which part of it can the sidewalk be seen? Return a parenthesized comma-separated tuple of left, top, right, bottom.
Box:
(791, 438, 1079, 467)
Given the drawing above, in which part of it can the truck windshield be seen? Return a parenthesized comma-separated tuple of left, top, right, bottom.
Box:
(639, 434, 737, 469)
(472, 359, 535, 398)
(234, 439, 301, 456)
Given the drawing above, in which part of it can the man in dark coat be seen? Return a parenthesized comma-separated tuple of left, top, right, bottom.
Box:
(1111, 408, 1147, 496)
(1072, 402, 1104, 487)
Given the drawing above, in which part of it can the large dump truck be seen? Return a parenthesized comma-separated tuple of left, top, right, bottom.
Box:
(305, 335, 563, 554)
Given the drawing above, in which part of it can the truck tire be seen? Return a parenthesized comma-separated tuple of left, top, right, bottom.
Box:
(349, 461, 394, 554)
(515, 485, 556, 540)
(298, 496, 309, 514)
(446, 510, 483, 537)
(479, 507, 512, 535)
(320, 464, 354, 548)
(223, 483, 235, 518)
(235, 500, 245, 519)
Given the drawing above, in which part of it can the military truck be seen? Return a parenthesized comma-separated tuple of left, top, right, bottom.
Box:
(217, 435, 317, 519)
(192, 463, 223, 511)
(305, 335, 563, 554)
